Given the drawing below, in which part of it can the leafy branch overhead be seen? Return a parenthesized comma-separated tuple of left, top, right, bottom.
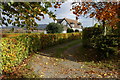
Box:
(71, 2, 120, 26)
(1, 2, 62, 30)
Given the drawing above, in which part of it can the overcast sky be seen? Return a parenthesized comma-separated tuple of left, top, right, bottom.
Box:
(37, 1, 98, 27)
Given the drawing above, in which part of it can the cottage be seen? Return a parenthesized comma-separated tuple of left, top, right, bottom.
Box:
(55, 18, 82, 33)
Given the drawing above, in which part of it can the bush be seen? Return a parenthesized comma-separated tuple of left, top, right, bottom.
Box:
(46, 22, 64, 33)
(91, 35, 119, 58)
(67, 28, 74, 33)
(1, 33, 23, 38)
(82, 27, 103, 47)
(93, 23, 99, 28)
(1, 33, 82, 73)
(82, 27, 119, 59)
(75, 29, 79, 32)
(1, 34, 41, 73)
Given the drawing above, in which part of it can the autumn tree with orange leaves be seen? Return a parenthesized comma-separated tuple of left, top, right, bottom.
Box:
(71, 2, 120, 49)
(71, 2, 120, 33)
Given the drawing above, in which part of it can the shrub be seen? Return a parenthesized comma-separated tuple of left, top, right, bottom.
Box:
(75, 29, 79, 32)
(10, 28, 14, 33)
(67, 28, 74, 33)
(1, 33, 82, 73)
(82, 27, 102, 47)
(93, 23, 99, 28)
(91, 35, 119, 58)
(1, 33, 23, 38)
(82, 27, 119, 59)
(46, 22, 64, 33)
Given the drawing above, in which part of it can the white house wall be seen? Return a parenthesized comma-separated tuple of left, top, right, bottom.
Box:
(61, 20, 67, 25)
(72, 28, 82, 31)
(62, 30, 67, 33)
(61, 20, 71, 28)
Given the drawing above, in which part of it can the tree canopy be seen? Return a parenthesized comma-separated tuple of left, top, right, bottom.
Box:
(46, 22, 64, 33)
(1, 2, 62, 30)
(1, 2, 120, 30)
(71, 2, 120, 27)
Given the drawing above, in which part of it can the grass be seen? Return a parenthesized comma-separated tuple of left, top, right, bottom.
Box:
(50, 39, 119, 71)
(75, 43, 120, 71)
(54, 39, 82, 58)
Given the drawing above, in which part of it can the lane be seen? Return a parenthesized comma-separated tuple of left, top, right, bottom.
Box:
(7, 39, 119, 78)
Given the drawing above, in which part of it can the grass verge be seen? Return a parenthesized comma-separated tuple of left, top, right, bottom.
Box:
(76, 44, 120, 71)
(54, 39, 82, 58)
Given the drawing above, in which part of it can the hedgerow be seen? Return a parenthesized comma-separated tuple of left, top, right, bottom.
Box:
(82, 27, 119, 59)
(1, 33, 82, 73)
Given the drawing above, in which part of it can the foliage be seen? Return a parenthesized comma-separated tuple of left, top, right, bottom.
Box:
(1, 33, 22, 38)
(75, 29, 79, 32)
(82, 27, 103, 47)
(1, 33, 41, 38)
(10, 28, 14, 33)
(91, 35, 119, 58)
(82, 27, 119, 59)
(1, 2, 63, 30)
(46, 23, 64, 33)
(67, 28, 74, 33)
(94, 23, 99, 28)
(1, 38, 29, 73)
(71, 2, 120, 26)
(1, 33, 82, 74)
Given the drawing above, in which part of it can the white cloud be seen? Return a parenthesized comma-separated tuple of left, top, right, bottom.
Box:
(1, 1, 98, 27)
(38, 2, 98, 27)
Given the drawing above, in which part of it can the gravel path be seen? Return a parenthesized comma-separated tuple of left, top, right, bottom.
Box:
(20, 40, 119, 78)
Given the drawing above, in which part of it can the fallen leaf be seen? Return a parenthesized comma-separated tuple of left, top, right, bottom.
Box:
(45, 62, 48, 65)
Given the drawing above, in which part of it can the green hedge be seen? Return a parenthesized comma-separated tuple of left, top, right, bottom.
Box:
(82, 27, 119, 59)
(1, 33, 82, 73)
(82, 27, 102, 47)
(67, 28, 74, 33)
(91, 35, 119, 58)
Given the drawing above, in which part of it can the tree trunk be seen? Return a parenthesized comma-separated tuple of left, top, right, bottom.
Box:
(102, 20, 106, 36)
(117, 4, 120, 49)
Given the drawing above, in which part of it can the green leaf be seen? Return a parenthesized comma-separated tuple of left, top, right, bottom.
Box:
(10, 0, 14, 4)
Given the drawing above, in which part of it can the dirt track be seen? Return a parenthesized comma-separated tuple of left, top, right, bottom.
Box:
(24, 40, 119, 78)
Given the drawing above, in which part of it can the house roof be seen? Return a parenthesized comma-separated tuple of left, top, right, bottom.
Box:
(57, 19, 63, 23)
(57, 18, 80, 28)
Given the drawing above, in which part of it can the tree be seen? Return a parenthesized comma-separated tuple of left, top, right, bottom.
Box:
(71, 2, 120, 28)
(46, 22, 64, 33)
(75, 29, 79, 32)
(71, 2, 120, 50)
(1, 2, 63, 30)
(94, 23, 98, 28)
(67, 28, 74, 33)
(10, 27, 14, 33)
